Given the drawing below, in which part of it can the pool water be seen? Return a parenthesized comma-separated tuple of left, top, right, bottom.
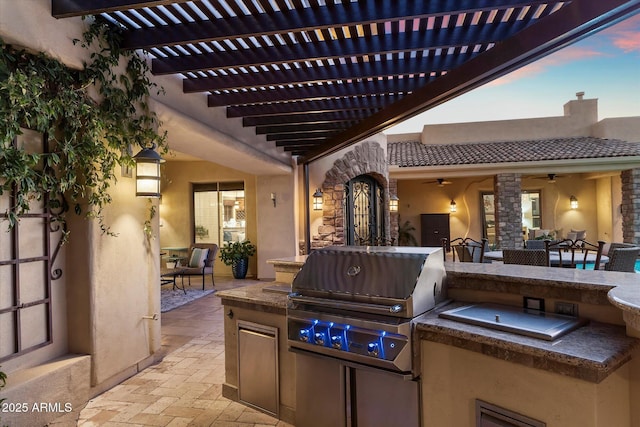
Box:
(579, 259, 640, 272)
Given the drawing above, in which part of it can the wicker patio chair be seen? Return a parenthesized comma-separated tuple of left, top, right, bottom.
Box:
(606, 242, 637, 258)
(605, 247, 640, 272)
(448, 237, 489, 263)
(545, 239, 605, 269)
(502, 249, 548, 266)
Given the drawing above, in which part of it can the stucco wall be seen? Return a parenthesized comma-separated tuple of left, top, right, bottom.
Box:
(256, 174, 298, 279)
(420, 96, 598, 145)
(421, 341, 631, 427)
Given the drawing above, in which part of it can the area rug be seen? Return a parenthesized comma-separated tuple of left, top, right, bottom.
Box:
(161, 287, 215, 313)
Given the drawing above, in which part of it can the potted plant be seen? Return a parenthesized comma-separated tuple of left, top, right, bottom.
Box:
(220, 240, 256, 279)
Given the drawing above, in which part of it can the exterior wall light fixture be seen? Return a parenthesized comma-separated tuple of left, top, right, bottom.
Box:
(313, 189, 323, 211)
(389, 195, 399, 212)
(570, 195, 578, 209)
(450, 200, 457, 213)
(133, 144, 164, 198)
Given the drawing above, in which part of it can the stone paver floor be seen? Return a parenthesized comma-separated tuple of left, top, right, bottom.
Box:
(50, 277, 293, 427)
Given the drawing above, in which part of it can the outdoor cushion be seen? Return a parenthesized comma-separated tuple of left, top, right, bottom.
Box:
(571, 229, 586, 240)
(188, 248, 209, 268)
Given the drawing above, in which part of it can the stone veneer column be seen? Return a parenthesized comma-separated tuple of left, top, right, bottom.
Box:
(621, 168, 640, 245)
(494, 173, 523, 249)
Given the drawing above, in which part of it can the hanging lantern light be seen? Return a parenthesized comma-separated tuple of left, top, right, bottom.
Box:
(389, 195, 399, 212)
(133, 144, 164, 198)
(450, 200, 457, 213)
(313, 189, 323, 211)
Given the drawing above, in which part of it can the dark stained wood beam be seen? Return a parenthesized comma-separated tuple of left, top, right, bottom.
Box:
(207, 77, 430, 107)
(185, 52, 472, 92)
(300, 0, 640, 162)
(256, 122, 355, 135)
(51, 0, 191, 18)
(226, 97, 394, 118)
(243, 110, 374, 127)
(111, 0, 548, 49)
(152, 22, 527, 75)
(267, 130, 341, 141)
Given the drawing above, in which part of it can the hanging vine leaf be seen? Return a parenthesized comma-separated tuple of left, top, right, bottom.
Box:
(0, 16, 167, 235)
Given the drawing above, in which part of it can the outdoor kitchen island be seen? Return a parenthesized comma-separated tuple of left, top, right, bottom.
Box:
(217, 254, 640, 427)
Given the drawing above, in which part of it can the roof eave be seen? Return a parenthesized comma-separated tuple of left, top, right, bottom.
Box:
(388, 157, 640, 179)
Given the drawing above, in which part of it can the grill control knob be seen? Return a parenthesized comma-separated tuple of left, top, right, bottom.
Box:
(367, 342, 379, 357)
(314, 332, 326, 346)
(299, 328, 311, 342)
(330, 335, 343, 349)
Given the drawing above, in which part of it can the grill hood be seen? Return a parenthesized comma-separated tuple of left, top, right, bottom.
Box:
(291, 246, 446, 318)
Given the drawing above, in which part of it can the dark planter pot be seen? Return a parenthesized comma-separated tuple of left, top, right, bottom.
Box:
(232, 257, 249, 279)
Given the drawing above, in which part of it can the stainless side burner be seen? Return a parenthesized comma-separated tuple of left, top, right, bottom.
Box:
(439, 303, 587, 341)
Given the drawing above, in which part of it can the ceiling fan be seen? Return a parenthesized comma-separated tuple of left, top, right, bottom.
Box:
(423, 178, 452, 187)
(532, 173, 566, 184)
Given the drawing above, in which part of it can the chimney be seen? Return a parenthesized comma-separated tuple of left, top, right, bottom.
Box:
(576, 91, 585, 100)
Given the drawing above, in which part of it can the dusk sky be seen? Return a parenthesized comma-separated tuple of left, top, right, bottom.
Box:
(387, 13, 640, 134)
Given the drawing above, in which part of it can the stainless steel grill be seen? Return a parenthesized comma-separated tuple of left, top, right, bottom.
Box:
(287, 245, 446, 375)
(288, 246, 445, 427)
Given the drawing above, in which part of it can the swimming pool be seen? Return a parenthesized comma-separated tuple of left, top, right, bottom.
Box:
(579, 259, 640, 272)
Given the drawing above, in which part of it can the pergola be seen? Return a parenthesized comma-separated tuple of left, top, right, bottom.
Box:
(51, 0, 640, 163)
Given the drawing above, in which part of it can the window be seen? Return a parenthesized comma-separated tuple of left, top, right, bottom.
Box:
(345, 175, 384, 245)
(0, 129, 56, 362)
(193, 182, 245, 246)
(481, 191, 542, 245)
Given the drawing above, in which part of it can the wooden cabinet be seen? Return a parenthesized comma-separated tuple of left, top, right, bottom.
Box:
(421, 214, 450, 248)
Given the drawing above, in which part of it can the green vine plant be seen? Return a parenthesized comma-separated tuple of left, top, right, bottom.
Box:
(0, 16, 167, 236)
(0, 366, 6, 427)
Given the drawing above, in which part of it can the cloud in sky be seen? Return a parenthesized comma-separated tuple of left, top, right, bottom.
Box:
(602, 13, 640, 53)
(487, 46, 603, 86)
(487, 13, 640, 87)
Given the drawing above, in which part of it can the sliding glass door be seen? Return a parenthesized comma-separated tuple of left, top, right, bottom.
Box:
(193, 182, 245, 246)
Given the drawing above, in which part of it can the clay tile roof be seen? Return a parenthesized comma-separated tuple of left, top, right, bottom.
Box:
(388, 137, 640, 167)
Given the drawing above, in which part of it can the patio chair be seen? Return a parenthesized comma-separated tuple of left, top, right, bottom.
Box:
(605, 247, 640, 272)
(545, 239, 605, 269)
(449, 237, 489, 263)
(502, 249, 548, 267)
(181, 243, 219, 290)
(524, 240, 546, 250)
(606, 242, 637, 258)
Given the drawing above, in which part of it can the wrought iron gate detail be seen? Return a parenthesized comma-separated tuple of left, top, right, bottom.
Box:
(345, 175, 384, 246)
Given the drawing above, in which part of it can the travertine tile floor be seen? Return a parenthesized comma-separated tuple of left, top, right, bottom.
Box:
(50, 277, 294, 427)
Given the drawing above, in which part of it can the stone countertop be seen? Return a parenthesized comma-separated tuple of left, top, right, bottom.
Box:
(445, 262, 639, 305)
(608, 282, 640, 335)
(266, 256, 308, 266)
(445, 261, 638, 288)
(416, 301, 639, 383)
(217, 282, 290, 314)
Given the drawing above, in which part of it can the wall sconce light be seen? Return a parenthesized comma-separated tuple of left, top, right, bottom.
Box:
(570, 195, 578, 209)
(450, 200, 457, 213)
(389, 195, 399, 212)
(133, 144, 164, 198)
(313, 189, 323, 211)
(270, 192, 276, 207)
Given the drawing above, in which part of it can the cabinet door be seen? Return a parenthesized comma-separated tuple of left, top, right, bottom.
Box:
(421, 214, 450, 247)
(354, 368, 420, 427)
(295, 352, 346, 427)
(238, 322, 279, 416)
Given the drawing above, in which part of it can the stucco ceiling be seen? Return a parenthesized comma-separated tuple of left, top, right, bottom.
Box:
(51, 0, 640, 164)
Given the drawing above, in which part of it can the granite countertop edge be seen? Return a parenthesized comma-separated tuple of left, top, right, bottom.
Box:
(416, 302, 639, 383)
(217, 282, 290, 310)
